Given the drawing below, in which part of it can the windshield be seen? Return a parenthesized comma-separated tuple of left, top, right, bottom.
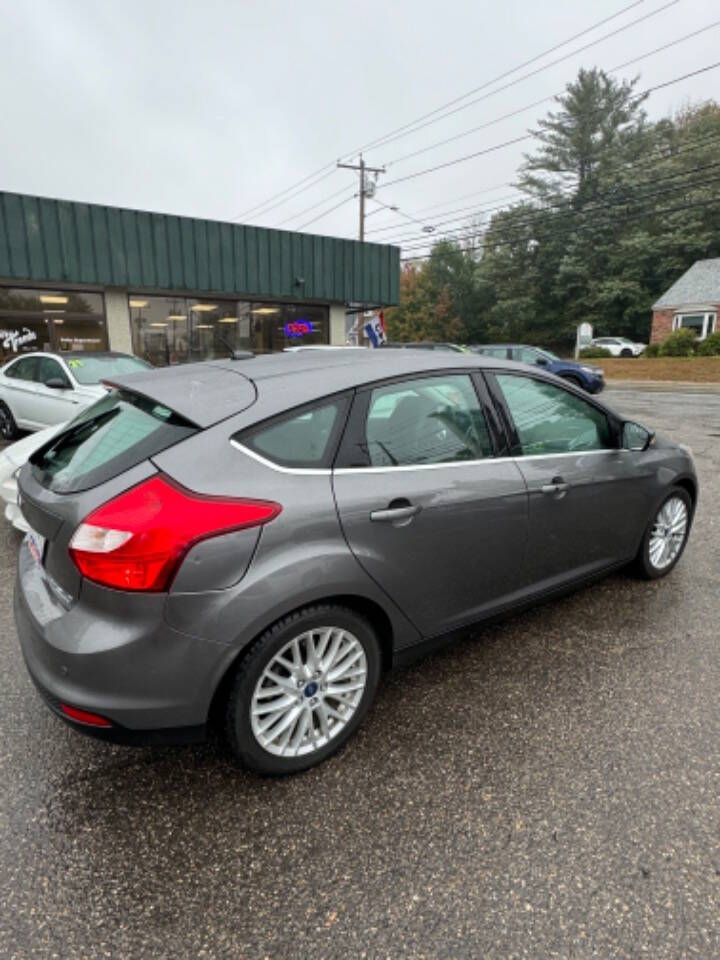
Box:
(66, 354, 151, 385)
(30, 389, 196, 493)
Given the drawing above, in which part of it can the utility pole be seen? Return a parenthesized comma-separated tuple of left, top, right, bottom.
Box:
(337, 154, 385, 242)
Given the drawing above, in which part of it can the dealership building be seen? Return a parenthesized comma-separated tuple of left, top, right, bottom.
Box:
(0, 190, 400, 366)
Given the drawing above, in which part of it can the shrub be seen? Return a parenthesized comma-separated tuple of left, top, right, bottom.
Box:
(579, 346, 612, 358)
(659, 328, 696, 357)
(695, 332, 720, 356)
(644, 342, 661, 357)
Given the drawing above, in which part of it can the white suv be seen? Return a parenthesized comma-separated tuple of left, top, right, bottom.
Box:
(591, 337, 646, 358)
(0, 351, 149, 440)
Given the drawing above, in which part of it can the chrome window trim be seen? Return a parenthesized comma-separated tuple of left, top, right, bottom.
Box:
(232, 438, 618, 476)
(230, 439, 332, 476)
(335, 448, 616, 475)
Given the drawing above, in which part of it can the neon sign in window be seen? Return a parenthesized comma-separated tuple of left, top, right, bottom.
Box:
(284, 319, 315, 338)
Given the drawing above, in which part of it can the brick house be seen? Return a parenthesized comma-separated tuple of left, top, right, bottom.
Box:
(651, 258, 720, 344)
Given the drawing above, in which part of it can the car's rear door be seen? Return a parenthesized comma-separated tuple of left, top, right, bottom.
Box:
(485, 370, 649, 589)
(332, 371, 529, 638)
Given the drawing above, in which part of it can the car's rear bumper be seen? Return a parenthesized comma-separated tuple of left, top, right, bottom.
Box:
(13, 539, 231, 743)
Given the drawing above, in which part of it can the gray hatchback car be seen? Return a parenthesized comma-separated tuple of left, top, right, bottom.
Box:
(14, 351, 697, 774)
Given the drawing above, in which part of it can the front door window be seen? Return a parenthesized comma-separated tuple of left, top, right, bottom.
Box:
(495, 374, 612, 455)
(363, 375, 493, 467)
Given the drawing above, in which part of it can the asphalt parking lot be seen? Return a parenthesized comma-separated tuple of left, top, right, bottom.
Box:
(0, 386, 718, 960)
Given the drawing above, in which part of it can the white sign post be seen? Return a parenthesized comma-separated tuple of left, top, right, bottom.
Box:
(575, 322, 593, 359)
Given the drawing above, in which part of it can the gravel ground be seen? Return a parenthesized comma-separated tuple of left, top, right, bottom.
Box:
(0, 387, 718, 960)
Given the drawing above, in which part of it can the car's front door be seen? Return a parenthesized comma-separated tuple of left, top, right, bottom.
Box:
(487, 371, 650, 590)
(0, 356, 40, 427)
(26, 356, 80, 427)
(332, 372, 529, 638)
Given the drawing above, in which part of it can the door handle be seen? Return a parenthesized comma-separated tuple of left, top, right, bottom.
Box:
(370, 503, 421, 523)
(541, 476, 570, 495)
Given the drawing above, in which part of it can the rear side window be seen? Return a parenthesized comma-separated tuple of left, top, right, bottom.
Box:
(4, 356, 37, 380)
(31, 390, 197, 493)
(239, 398, 347, 469)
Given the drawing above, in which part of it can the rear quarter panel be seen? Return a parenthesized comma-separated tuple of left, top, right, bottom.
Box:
(153, 429, 422, 660)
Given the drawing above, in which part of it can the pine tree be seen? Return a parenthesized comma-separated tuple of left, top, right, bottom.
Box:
(518, 68, 648, 204)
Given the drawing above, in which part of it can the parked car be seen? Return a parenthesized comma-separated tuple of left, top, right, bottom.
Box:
(15, 351, 696, 774)
(0, 351, 151, 440)
(470, 344, 605, 393)
(591, 337, 647, 357)
(0, 423, 66, 532)
(382, 342, 467, 352)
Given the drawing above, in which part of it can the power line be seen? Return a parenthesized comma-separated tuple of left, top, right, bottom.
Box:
(280, 29, 719, 234)
(383, 18, 720, 172)
(340, 0, 651, 159)
(229, 0, 657, 222)
(395, 138, 720, 248)
(378, 60, 720, 194)
(384, 147, 720, 246)
(358, 0, 680, 160)
(400, 181, 720, 258)
(273, 185, 356, 228)
(400, 172, 720, 253)
(296, 195, 356, 231)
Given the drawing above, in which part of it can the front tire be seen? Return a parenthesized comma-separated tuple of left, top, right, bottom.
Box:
(225, 605, 381, 775)
(0, 401, 19, 441)
(633, 487, 692, 579)
(620, 348, 633, 357)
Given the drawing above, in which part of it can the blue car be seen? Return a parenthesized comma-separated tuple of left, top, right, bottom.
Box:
(470, 344, 605, 394)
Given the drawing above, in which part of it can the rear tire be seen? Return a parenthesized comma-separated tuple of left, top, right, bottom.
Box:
(225, 605, 381, 775)
(0, 402, 19, 441)
(632, 487, 692, 580)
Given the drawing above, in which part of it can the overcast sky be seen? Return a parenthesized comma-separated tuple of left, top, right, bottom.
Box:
(2, 0, 717, 254)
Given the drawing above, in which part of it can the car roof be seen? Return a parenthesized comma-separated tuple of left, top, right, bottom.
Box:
(105, 349, 524, 427)
(2, 350, 135, 361)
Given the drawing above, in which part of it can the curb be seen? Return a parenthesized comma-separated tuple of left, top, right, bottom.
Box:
(606, 379, 720, 394)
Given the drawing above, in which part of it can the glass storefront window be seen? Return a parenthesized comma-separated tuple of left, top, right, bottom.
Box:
(129, 296, 328, 365)
(0, 288, 107, 364)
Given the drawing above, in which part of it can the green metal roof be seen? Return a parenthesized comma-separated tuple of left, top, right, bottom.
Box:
(0, 191, 400, 306)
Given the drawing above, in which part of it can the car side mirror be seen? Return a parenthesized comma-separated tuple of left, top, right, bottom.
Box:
(623, 421, 654, 451)
(45, 377, 70, 390)
(535, 357, 548, 366)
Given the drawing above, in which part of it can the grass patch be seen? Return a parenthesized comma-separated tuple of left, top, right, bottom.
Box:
(601, 356, 720, 383)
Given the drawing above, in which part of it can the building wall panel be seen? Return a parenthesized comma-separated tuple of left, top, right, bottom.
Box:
(0, 190, 400, 305)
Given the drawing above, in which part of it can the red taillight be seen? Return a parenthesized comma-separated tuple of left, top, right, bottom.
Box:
(69, 475, 281, 592)
(60, 703, 113, 727)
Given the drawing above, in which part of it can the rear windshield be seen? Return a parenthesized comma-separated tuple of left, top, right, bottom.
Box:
(66, 355, 151, 385)
(30, 390, 196, 493)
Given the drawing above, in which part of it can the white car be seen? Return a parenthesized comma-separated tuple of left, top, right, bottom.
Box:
(0, 423, 66, 532)
(0, 351, 150, 440)
(591, 337, 647, 357)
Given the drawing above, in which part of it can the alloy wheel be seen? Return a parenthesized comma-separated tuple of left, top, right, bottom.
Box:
(0, 407, 12, 439)
(250, 627, 368, 758)
(648, 496, 688, 570)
